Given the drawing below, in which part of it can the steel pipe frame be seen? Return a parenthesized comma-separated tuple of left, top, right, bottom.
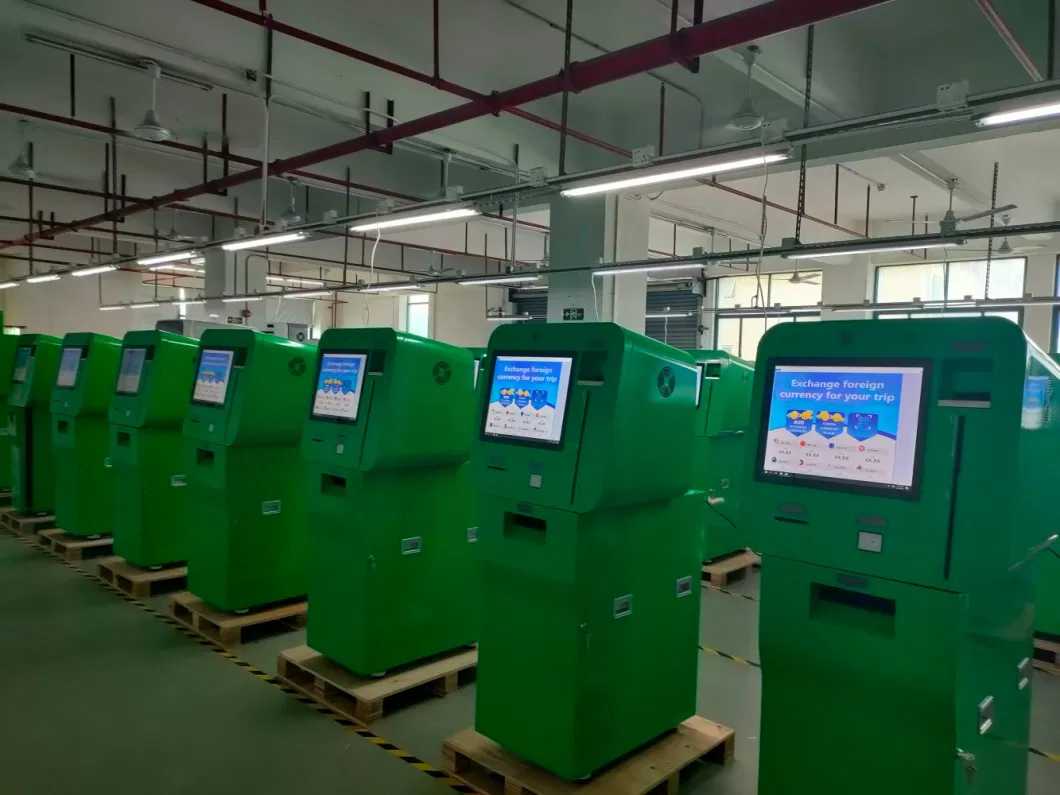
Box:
(974, 0, 1044, 82)
(0, 0, 885, 253)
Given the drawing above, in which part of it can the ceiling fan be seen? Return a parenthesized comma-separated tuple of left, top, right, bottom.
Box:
(962, 214, 1046, 256)
(727, 46, 764, 132)
(787, 266, 820, 286)
(884, 179, 1016, 234)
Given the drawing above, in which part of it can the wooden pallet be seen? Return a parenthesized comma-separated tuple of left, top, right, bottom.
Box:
(1, 509, 55, 537)
(277, 644, 478, 723)
(442, 716, 734, 795)
(96, 556, 187, 599)
(701, 548, 760, 588)
(168, 591, 307, 646)
(1034, 635, 1060, 675)
(38, 528, 112, 561)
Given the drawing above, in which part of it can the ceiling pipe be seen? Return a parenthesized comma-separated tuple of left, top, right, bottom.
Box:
(187, 0, 864, 238)
(0, 0, 888, 253)
(974, 0, 1044, 82)
(0, 101, 549, 234)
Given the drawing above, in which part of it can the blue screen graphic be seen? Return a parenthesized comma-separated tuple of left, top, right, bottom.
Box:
(193, 349, 235, 405)
(312, 353, 367, 421)
(484, 355, 573, 444)
(761, 365, 925, 490)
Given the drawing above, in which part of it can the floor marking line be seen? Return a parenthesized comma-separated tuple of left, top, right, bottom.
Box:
(12, 532, 1060, 769)
(8, 533, 476, 791)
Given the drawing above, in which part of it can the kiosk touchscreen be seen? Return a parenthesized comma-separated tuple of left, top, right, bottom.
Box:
(472, 322, 703, 781)
(746, 318, 1055, 795)
(109, 330, 198, 567)
(9, 334, 61, 514)
(687, 350, 753, 561)
(0, 334, 21, 490)
(183, 329, 315, 612)
(50, 332, 121, 537)
(303, 329, 477, 675)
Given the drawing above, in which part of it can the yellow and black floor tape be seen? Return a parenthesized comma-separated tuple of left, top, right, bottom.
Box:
(10, 530, 1060, 768)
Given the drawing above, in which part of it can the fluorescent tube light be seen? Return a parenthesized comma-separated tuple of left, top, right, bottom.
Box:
(486, 314, 534, 322)
(456, 275, 541, 286)
(99, 304, 124, 311)
(646, 312, 694, 319)
(180, 299, 206, 306)
(359, 282, 423, 293)
(129, 302, 160, 309)
(153, 265, 206, 275)
(138, 250, 199, 267)
(221, 231, 308, 251)
(0, 281, 19, 290)
(784, 240, 962, 260)
(221, 296, 264, 303)
(266, 275, 325, 287)
(978, 101, 1060, 127)
(25, 274, 61, 283)
(351, 207, 479, 233)
(287, 291, 333, 299)
(593, 263, 704, 277)
(562, 153, 789, 198)
(73, 264, 117, 277)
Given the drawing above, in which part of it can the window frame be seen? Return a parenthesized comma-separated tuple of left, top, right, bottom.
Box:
(873, 257, 1028, 305)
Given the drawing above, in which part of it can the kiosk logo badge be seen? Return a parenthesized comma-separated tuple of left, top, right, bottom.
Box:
(433, 361, 452, 385)
(657, 366, 676, 398)
(288, 357, 307, 376)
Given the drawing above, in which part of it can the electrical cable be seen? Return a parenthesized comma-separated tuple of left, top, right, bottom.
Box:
(366, 227, 380, 325)
(591, 272, 600, 321)
(705, 498, 761, 558)
(753, 125, 771, 315)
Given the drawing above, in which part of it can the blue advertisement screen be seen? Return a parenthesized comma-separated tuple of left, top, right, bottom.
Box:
(12, 348, 30, 383)
(312, 353, 367, 421)
(56, 347, 82, 389)
(116, 347, 147, 395)
(761, 364, 925, 491)
(192, 349, 235, 405)
(484, 354, 573, 445)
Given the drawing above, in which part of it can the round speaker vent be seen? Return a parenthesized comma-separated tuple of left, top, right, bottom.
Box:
(657, 366, 675, 398)
(433, 361, 452, 385)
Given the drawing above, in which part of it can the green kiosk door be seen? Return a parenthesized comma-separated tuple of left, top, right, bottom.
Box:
(473, 322, 703, 781)
(9, 334, 61, 514)
(109, 330, 198, 567)
(1038, 356, 1060, 638)
(745, 317, 1054, 795)
(687, 350, 753, 561)
(303, 329, 477, 675)
(51, 332, 121, 536)
(0, 334, 21, 491)
(183, 328, 315, 612)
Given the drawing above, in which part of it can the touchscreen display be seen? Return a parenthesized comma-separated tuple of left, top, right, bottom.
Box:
(483, 354, 573, 445)
(116, 347, 147, 396)
(56, 348, 82, 389)
(192, 349, 235, 405)
(311, 353, 367, 421)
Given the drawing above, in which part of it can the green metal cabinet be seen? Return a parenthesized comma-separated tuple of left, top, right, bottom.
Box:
(303, 329, 477, 675)
(9, 334, 61, 514)
(109, 330, 198, 567)
(744, 317, 1055, 795)
(1039, 355, 1060, 639)
(0, 334, 21, 491)
(50, 332, 121, 536)
(472, 322, 703, 781)
(183, 328, 315, 612)
(686, 350, 753, 561)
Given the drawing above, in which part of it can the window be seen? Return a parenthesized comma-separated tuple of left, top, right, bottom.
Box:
(406, 294, 430, 338)
(875, 258, 1025, 304)
(714, 271, 822, 360)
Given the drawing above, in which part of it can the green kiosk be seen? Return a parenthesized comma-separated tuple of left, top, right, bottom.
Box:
(0, 333, 21, 491)
(467, 347, 488, 393)
(472, 322, 702, 781)
(1037, 359, 1060, 641)
(109, 330, 198, 567)
(184, 328, 315, 612)
(745, 317, 1054, 795)
(9, 334, 61, 514)
(303, 329, 477, 674)
(688, 350, 753, 561)
(51, 332, 121, 536)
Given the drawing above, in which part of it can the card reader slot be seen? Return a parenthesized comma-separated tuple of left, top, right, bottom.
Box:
(117, 431, 131, 447)
(196, 448, 215, 467)
(811, 583, 896, 637)
(503, 512, 547, 544)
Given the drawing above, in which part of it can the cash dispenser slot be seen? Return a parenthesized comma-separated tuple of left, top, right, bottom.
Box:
(196, 448, 215, 467)
(56, 419, 69, 434)
(811, 583, 896, 638)
(117, 431, 131, 447)
(322, 473, 347, 496)
(937, 357, 993, 407)
(504, 511, 547, 544)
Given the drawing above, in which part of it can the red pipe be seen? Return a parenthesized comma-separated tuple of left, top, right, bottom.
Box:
(1, 0, 887, 251)
(187, 0, 630, 157)
(975, 0, 1043, 81)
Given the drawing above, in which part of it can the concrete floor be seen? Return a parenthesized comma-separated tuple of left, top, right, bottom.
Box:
(1, 531, 1057, 794)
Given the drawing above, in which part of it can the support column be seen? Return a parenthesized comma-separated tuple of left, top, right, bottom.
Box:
(819, 256, 872, 320)
(204, 249, 265, 327)
(1022, 252, 1054, 350)
(546, 194, 649, 333)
